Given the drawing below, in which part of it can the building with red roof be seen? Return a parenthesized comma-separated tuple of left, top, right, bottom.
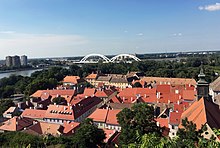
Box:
(118, 87, 157, 103)
(21, 109, 46, 121)
(0, 116, 34, 132)
(23, 120, 80, 137)
(44, 96, 102, 123)
(88, 108, 121, 131)
(31, 89, 76, 105)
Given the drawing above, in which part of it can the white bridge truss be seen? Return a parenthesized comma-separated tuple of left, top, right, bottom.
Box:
(79, 53, 141, 63)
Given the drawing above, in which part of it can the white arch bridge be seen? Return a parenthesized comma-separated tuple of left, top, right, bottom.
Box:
(78, 53, 141, 63)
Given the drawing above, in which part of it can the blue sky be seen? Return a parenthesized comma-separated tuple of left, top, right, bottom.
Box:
(0, 0, 220, 59)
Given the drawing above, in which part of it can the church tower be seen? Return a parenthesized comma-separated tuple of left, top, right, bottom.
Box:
(197, 64, 210, 101)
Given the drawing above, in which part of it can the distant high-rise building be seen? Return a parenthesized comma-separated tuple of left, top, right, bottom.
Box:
(5, 56, 12, 67)
(12, 55, 21, 67)
(20, 55, 28, 66)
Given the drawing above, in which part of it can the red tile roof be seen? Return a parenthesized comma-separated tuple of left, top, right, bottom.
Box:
(62, 121, 80, 135)
(159, 93, 180, 104)
(83, 88, 96, 97)
(0, 116, 34, 131)
(31, 89, 75, 103)
(44, 105, 75, 121)
(24, 121, 62, 136)
(95, 90, 108, 98)
(156, 118, 169, 128)
(157, 85, 171, 94)
(180, 98, 220, 130)
(169, 111, 183, 125)
(106, 110, 121, 125)
(118, 88, 156, 103)
(63, 76, 80, 84)
(182, 90, 196, 101)
(173, 102, 189, 113)
(141, 77, 197, 86)
(88, 109, 109, 122)
(21, 109, 46, 119)
(86, 73, 98, 79)
(88, 108, 121, 125)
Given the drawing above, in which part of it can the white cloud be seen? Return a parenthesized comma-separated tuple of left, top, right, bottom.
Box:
(172, 33, 182, 36)
(199, 3, 220, 11)
(137, 33, 144, 36)
(0, 31, 15, 34)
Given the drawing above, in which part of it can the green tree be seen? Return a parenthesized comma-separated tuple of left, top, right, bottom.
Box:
(52, 96, 67, 105)
(176, 118, 206, 147)
(117, 103, 162, 145)
(0, 99, 15, 117)
(0, 132, 44, 147)
(133, 82, 142, 88)
(72, 118, 106, 148)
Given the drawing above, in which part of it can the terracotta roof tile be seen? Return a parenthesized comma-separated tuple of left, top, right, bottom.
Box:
(141, 77, 196, 86)
(86, 73, 98, 79)
(62, 121, 80, 135)
(44, 105, 75, 121)
(88, 109, 109, 122)
(0, 116, 34, 131)
(21, 109, 46, 119)
(180, 98, 220, 130)
(118, 88, 156, 103)
(25, 121, 62, 136)
(83, 88, 96, 97)
(106, 109, 121, 125)
(182, 90, 196, 101)
(156, 118, 169, 128)
(63, 76, 80, 84)
(169, 111, 183, 125)
(3, 107, 17, 115)
(95, 90, 108, 98)
(173, 102, 189, 112)
(157, 85, 171, 94)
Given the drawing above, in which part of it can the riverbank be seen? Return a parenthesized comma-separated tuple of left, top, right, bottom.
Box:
(0, 68, 43, 79)
(0, 67, 42, 74)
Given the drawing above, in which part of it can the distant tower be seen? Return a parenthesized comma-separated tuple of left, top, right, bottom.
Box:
(20, 55, 28, 66)
(12, 55, 21, 67)
(197, 64, 210, 101)
(5, 56, 12, 67)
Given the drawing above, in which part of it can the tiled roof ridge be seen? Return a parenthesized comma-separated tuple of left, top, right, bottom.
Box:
(105, 108, 110, 123)
(210, 77, 220, 90)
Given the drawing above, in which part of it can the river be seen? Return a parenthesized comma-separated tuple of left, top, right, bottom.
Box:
(0, 69, 43, 79)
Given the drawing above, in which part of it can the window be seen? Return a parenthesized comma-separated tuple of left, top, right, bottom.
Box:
(172, 125, 175, 129)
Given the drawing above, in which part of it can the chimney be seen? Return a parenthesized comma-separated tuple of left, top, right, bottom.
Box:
(157, 92, 160, 99)
(17, 102, 21, 109)
(175, 90, 179, 94)
(26, 101, 29, 106)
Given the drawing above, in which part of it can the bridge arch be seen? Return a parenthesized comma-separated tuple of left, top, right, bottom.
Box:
(110, 54, 141, 62)
(80, 53, 110, 63)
